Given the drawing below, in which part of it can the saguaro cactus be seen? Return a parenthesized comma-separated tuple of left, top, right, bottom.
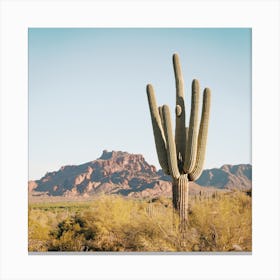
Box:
(146, 53, 211, 229)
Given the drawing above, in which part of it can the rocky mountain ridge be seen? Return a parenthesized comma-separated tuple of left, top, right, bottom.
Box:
(196, 164, 252, 190)
(29, 150, 252, 199)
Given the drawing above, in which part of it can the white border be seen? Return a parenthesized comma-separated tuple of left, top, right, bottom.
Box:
(0, 0, 279, 279)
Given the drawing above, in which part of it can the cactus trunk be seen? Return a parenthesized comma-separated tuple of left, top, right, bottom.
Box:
(173, 175, 188, 230)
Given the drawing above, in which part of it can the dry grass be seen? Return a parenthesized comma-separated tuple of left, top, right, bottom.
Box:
(28, 191, 251, 252)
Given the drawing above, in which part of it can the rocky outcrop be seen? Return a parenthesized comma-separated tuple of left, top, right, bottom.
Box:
(30, 150, 159, 197)
(29, 150, 252, 198)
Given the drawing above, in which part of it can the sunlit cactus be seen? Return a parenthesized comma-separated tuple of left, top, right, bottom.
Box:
(146, 53, 211, 229)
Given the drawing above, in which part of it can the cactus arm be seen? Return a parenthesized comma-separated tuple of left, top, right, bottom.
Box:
(183, 79, 200, 173)
(162, 105, 180, 179)
(158, 106, 168, 149)
(173, 53, 186, 164)
(188, 88, 211, 181)
(173, 53, 184, 100)
(146, 84, 170, 174)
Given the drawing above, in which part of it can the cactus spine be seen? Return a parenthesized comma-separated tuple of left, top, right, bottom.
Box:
(146, 53, 211, 228)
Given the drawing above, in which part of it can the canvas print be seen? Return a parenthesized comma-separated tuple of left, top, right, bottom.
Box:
(28, 28, 252, 252)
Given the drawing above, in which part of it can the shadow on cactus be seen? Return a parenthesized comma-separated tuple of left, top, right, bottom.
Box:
(146, 53, 211, 231)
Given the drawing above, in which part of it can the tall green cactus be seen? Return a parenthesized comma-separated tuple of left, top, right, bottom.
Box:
(146, 53, 211, 229)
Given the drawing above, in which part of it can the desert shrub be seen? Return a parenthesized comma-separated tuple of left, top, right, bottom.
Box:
(188, 191, 252, 251)
(48, 215, 95, 251)
(28, 191, 251, 252)
(45, 195, 180, 252)
(28, 208, 53, 251)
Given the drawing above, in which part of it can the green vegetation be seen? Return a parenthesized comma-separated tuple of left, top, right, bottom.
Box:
(28, 191, 251, 252)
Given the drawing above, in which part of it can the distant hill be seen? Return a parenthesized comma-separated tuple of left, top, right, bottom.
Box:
(196, 164, 252, 190)
(28, 150, 252, 199)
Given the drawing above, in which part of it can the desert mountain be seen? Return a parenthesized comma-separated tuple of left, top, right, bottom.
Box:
(29, 150, 252, 199)
(196, 164, 252, 191)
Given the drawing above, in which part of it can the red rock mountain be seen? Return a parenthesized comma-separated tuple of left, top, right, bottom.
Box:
(28, 150, 252, 199)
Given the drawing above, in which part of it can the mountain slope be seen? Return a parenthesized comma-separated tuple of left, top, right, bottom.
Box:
(196, 164, 252, 190)
(29, 150, 252, 199)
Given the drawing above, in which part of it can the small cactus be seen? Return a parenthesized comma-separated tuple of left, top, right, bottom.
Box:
(146, 53, 211, 229)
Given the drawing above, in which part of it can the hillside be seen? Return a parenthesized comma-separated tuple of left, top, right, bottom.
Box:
(196, 164, 252, 190)
(29, 150, 252, 199)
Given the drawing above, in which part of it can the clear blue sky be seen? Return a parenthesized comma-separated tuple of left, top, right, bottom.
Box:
(29, 28, 251, 180)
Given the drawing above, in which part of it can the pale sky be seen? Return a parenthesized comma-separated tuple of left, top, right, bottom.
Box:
(29, 28, 251, 180)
